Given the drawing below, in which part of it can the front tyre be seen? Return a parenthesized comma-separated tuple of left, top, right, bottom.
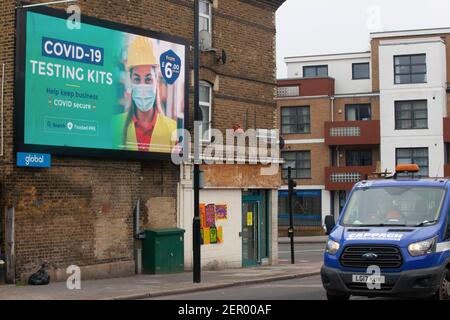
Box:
(432, 269, 450, 300)
(326, 292, 350, 300)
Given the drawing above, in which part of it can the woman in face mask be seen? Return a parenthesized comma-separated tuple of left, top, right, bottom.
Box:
(113, 36, 177, 153)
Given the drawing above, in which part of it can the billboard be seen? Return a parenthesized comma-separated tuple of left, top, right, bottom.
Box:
(15, 6, 188, 160)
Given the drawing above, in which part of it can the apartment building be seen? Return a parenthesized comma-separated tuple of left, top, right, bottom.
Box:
(277, 27, 450, 235)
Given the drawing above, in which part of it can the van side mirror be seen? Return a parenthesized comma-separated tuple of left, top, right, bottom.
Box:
(325, 215, 336, 235)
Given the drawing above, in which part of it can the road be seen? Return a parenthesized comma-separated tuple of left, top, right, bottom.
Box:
(150, 243, 331, 300)
(277, 243, 324, 264)
(148, 243, 393, 300)
(150, 275, 390, 300)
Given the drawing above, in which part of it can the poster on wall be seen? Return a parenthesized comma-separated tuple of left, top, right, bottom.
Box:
(15, 6, 188, 160)
(215, 204, 228, 220)
(200, 203, 225, 245)
(205, 204, 216, 227)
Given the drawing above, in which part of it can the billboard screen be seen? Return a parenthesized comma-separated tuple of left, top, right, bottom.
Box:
(15, 7, 188, 160)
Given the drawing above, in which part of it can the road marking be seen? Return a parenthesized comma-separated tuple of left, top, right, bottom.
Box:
(278, 249, 324, 253)
(255, 284, 323, 288)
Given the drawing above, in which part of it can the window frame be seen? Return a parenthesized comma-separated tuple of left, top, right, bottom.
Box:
(282, 151, 312, 179)
(199, 81, 212, 142)
(345, 103, 372, 121)
(345, 149, 373, 166)
(396, 147, 429, 177)
(352, 62, 370, 80)
(281, 106, 311, 135)
(394, 100, 428, 130)
(199, 0, 212, 34)
(303, 65, 328, 78)
(394, 53, 427, 84)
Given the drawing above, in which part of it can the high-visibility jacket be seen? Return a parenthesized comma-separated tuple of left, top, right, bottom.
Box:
(112, 112, 177, 153)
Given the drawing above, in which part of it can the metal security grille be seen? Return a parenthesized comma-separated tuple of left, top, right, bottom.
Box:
(340, 245, 403, 269)
(330, 126, 360, 137)
(330, 172, 361, 183)
(277, 86, 299, 97)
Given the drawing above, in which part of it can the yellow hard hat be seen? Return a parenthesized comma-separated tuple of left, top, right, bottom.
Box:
(126, 36, 158, 70)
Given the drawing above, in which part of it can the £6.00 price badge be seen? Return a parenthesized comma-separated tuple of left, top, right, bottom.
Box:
(160, 50, 181, 85)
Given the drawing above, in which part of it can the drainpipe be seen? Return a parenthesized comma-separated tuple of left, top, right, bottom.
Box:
(330, 96, 335, 122)
(1, 63, 4, 157)
(336, 146, 340, 167)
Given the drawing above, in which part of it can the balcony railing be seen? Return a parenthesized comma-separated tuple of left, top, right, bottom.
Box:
(277, 77, 335, 97)
(325, 166, 376, 191)
(325, 120, 380, 145)
(277, 86, 299, 97)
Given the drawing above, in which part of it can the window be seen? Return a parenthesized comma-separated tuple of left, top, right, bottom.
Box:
(303, 65, 328, 77)
(395, 100, 427, 129)
(278, 190, 322, 227)
(396, 148, 429, 177)
(345, 104, 372, 121)
(281, 106, 310, 134)
(352, 63, 370, 80)
(394, 54, 426, 84)
(199, 0, 212, 34)
(199, 81, 212, 141)
(282, 151, 311, 179)
(346, 150, 372, 166)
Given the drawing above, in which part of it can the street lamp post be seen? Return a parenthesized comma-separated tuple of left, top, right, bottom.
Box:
(288, 167, 297, 264)
(193, 0, 201, 284)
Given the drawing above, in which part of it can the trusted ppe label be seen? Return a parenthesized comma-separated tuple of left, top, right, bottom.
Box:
(160, 50, 181, 85)
(346, 233, 404, 241)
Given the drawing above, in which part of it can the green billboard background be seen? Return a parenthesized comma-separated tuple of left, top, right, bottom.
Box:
(23, 11, 186, 155)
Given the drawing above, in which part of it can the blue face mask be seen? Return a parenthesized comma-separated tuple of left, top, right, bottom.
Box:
(131, 84, 156, 112)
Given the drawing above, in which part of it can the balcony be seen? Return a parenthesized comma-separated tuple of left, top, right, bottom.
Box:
(325, 166, 376, 191)
(444, 118, 450, 143)
(325, 120, 380, 146)
(277, 77, 335, 97)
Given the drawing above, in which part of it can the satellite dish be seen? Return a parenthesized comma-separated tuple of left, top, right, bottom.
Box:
(199, 30, 212, 51)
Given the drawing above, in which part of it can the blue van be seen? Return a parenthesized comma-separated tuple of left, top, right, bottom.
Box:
(321, 165, 450, 300)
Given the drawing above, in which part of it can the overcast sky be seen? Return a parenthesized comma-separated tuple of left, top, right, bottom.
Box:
(276, 0, 450, 78)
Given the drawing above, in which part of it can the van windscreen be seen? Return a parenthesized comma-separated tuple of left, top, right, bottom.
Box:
(341, 186, 445, 227)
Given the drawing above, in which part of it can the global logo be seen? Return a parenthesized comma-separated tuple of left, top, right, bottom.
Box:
(67, 122, 74, 130)
(25, 155, 44, 166)
(17, 152, 51, 168)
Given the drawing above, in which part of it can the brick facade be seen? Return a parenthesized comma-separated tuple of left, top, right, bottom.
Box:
(0, 0, 284, 282)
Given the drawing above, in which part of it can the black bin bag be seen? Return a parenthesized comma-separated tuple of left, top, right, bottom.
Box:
(28, 264, 50, 286)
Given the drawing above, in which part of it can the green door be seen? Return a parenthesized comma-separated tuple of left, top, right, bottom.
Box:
(242, 196, 261, 267)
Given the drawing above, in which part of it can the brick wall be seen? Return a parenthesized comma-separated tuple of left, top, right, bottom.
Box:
(0, 0, 281, 281)
(281, 143, 330, 186)
(278, 97, 331, 140)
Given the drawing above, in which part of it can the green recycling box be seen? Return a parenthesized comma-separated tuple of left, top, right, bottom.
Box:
(142, 228, 185, 274)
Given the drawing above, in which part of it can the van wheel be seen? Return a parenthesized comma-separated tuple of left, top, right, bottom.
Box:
(326, 292, 350, 300)
(433, 269, 450, 300)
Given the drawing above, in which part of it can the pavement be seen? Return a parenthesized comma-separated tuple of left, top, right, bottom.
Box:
(0, 262, 322, 300)
(278, 236, 327, 244)
(0, 240, 324, 300)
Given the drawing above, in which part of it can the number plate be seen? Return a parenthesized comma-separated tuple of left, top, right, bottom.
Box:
(352, 274, 386, 284)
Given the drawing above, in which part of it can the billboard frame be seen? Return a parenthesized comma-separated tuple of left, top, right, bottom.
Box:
(14, 5, 190, 162)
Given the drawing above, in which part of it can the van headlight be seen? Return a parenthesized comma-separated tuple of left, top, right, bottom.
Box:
(326, 239, 340, 255)
(408, 237, 437, 257)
